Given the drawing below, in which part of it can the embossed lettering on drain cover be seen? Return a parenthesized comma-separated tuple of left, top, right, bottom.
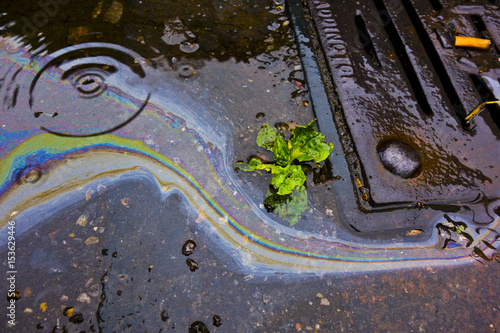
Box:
(308, 0, 500, 208)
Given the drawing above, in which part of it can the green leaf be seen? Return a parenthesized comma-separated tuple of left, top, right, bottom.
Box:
(269, 165, 306, 195)
(269, 166, 288, 188)
(256, 124, 278, 151)
(235, 158, 270, 172)
(272, 136, 290, 166)
(289, 120, 333, 163)
(265, 185, 307, 226)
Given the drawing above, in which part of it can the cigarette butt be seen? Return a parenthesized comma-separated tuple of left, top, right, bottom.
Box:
(455, 36, 491, 50)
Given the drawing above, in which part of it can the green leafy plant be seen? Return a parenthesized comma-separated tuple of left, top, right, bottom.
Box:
(237, 120, 333, 225)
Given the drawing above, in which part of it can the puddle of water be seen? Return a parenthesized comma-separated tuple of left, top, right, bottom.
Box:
(3, 0, 491, 275)
(1, 177, 499, 331)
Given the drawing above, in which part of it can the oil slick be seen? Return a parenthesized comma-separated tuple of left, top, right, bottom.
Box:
(0, 37, 499, 276)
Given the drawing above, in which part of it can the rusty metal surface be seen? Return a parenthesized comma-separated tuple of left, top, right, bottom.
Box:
(306, 0, 500, 213)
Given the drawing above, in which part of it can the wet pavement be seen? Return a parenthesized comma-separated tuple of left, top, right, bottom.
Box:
(2, 179, 500, 331)
(0, 0, 499, 331)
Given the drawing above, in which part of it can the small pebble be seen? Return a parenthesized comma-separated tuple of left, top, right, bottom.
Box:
(182, 240, 197, 256)
(76, 293, 91, 304)
(76, 215, 88, 226)
(186, 259, 199, 272)
(85, 236, 99, 245)
(320, 298, 330, 306)
(213, 314, 222, 327)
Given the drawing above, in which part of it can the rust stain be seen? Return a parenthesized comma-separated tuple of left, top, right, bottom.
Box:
(195, 212, 206, 224)
(48, 229, 61, 240)
(85, 189, 93, 201)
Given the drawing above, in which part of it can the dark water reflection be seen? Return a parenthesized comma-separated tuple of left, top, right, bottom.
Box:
(0, 0, 294, 62)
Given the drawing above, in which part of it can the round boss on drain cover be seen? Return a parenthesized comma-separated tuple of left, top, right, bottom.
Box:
(377, 140, 422, 178)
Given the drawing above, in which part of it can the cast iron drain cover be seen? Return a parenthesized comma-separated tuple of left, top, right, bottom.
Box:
(302, 0, 499, 211)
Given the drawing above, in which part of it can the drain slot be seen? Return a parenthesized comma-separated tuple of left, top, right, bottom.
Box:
(469, 74, 500, 131)
(372, 0, 433, 116)
(470, 74, 494, 101)
(399, 0, 467, 121)
(355, 14, 381, 68)
(470, 14, 487, 34)
(470, 14, 497, 51)
(428, 0, 442, 11)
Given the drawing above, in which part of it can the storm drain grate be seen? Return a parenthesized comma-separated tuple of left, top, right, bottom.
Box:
(297, 0, 500, 215)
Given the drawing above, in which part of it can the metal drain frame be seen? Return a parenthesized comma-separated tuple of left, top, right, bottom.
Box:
(289, 0, 500, 216)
